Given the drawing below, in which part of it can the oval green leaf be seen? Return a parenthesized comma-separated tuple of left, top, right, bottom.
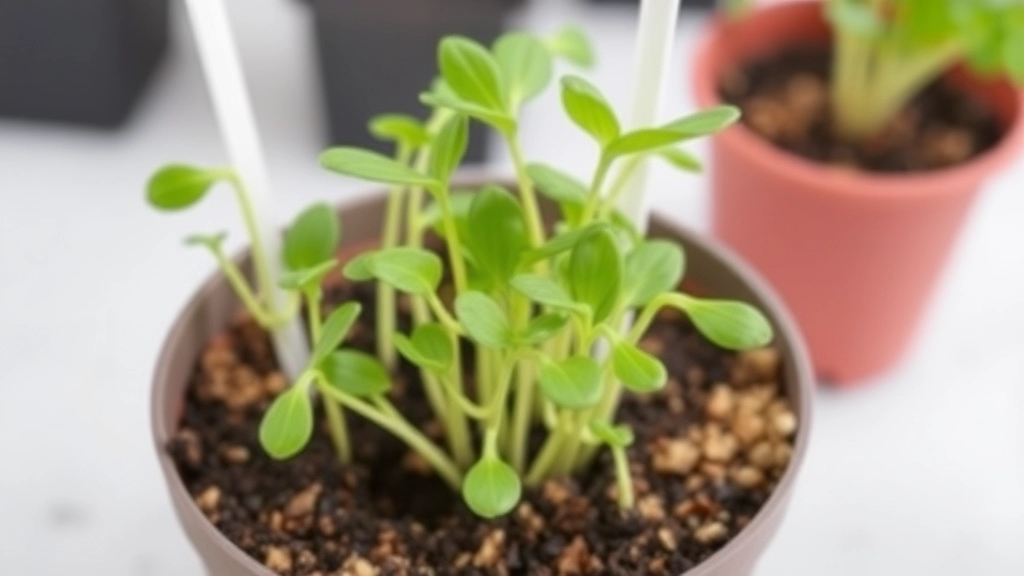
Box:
(312, 302, 362, 365)
(568, 228, 622, 323)
(538, 356, 602, 410)
(606, 129, 692, 159)
(657, 148, 703, 173)
(612, 342, 667, 393)
(590, 421, 635, 448)
(320, 147, 438, 189)
(369, 113, 430, 148)
(677, 296, 774, 350)
(455, 291, 512, 349)
(394, 323, 453, 372)
(284, 203, 340, 271)
(546, 26, 595, 68)
(367, 247, 444, 296)
(429, 114, 469, 183)
(467, 186, 528, 286)
(663, 106, 742, 137)
(320, 350, 391, 397)
(561, 75, 620, 146)
(146, 165, 226, 211)
(439, 36, 506, 113)
(259, 385, 313, 460)
(419, 91, 516, 134)
(494, 32, 553, 107)
(624, 240, 685, 307)
(526, 163, 589, 205)
(510, 274, 582, 313)
(462, 457, 522, 519)
(522, 313, 570, 344)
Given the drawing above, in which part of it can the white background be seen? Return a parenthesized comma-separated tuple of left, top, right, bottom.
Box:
(0, 0, 1022, 574)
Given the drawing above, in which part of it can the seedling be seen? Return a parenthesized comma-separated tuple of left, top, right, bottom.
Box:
(827, 0, 1024, 140)
(148, 26, 773, 519)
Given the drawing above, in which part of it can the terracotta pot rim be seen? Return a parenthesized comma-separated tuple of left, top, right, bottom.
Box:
(151, 186, 814, 575)
(692, 0, 1024, 200)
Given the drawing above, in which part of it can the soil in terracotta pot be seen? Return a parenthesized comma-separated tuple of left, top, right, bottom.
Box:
(718, 46, 1005, 173)
(168, 281, 798, 575)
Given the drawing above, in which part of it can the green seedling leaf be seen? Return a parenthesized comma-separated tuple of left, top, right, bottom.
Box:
(184, 232, 228, 250)
(561, 75, 621, 146)
(494, 32, 553, 107)
(663, 106, 742, 138)
(657, 148, 703, 172)
(510, 274, 585, 314)
(675, 296, 774, 350)
(279, 260, 338, 291)
(394, 323, 453, 372)
(368, 113, 430, 148)
(284, 203, 340, 271)
(522, 313, 570, 344)
(420, 91, 517, 134)
(522, 222, 610, 265)
(456, 292, 513, 349)
(606, 129, 693, 159)
(342, 252, 375, 281)
(422, 191, 475, 244)
(590, 421, 635, 448)
(429, 114, 469, 183)
(526, 163, 589, 205)
(320, 147, 438, 189)
(320, 350, 391, 397)
(312, 302, 362, 365)
(467, 186, 528, 286)
(624, 240, 685, 307)
(354, 248, 444, 296)
(147, 165, 227, 211)
(462, 457, 522, 518)
(568, 228, 622, 323)
(611, 341, 667, 393)
(259, 384, 314, 460)
(439, 36, 506, 113)
(546, 25, 595, 67)
(538, 356, 602, 410)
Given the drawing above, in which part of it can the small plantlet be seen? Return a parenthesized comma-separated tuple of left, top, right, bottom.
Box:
(826, 0, 1024, 140)
(148, 26, 772, 520)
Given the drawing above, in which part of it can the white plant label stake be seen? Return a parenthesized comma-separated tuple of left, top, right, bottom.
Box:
(617, 0, 683, 233)
(183, 0, 308, 378)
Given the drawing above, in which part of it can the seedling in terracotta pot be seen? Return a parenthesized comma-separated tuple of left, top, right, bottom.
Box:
(151, 18, 810, 575)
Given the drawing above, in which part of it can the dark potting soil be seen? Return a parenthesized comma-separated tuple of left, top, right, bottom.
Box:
(718, 46, 1005, 173)
(168, 281, 797, 575)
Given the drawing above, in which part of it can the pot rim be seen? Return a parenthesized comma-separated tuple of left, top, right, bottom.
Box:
(692, 0, 1024, 201)
(151, 188, 814, 575)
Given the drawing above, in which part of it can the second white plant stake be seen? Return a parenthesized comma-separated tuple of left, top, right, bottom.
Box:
(183, 0, 308, 378)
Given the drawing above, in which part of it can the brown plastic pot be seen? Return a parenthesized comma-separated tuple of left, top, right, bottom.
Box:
(151, 189, 813, 575)
(693, 0, 1024, 385)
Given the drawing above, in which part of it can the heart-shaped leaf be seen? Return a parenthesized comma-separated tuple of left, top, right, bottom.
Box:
(259, 385, 314, 460)
(611, 341, 667, 393)
(455, 291, 513, 349)
(284, 203, 340, 271)
(147, 165, 226, 211)
(561, 75, 620, 146)
(320, 350, 391, 397)
(394, 323, 453, 372)
(538, 356, 602, 410)
(466, 186, 528, 286)
(568, 228, 622, 323)
(494, 32, 553, 107)
(312, 302, 362, 365)
(624, 240, 685, 307)
(320, 147, 438, 189)
(462, 457, 522, 518)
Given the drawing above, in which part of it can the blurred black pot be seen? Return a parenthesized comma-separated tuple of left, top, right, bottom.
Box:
(0, 0, 170, 128)
(308, 0, 524, 162)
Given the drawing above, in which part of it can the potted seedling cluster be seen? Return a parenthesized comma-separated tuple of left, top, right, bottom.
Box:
(695, 0, 1024, 383)
(150, 26, 811, 576)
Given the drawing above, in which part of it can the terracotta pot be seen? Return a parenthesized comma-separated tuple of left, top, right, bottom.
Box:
(151, 189, 813, 575)
(692, 0, 1024, 384)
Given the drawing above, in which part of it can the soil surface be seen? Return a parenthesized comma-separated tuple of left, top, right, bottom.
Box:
(169, 281, 798, 575)
(718, 46, 1005, 173)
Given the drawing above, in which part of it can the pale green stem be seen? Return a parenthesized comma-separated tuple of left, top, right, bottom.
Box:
(506, 134, 547, 248)
(599, 155, 644, 220)
(228, 173, 275, 309)
(436, 187, 469, 294)
(206, 243, 277, 328)
(426, 292, 464, 336)
(580, 156, 613, 224)
(611, 445, 635, 510)
(305, 287, 352, 463)
(377, 146, 413, 369)
(317, 385, 463, 489)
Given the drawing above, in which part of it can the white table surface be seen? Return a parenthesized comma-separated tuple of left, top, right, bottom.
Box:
(1, 1, 1022, 574)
